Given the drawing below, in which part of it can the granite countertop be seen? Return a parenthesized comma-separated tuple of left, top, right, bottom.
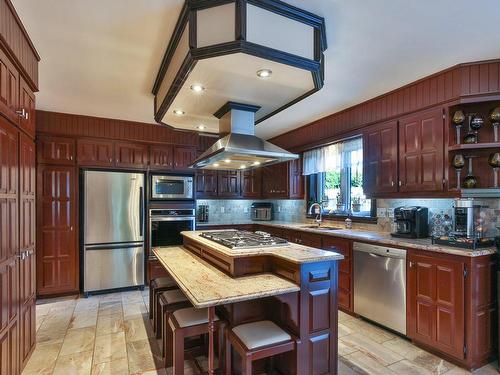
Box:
(152, 246, 300, 308)
(196, 221, 497, 257)
(182, 230, 344, 264)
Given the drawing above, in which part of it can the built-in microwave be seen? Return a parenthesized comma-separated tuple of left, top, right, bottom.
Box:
(151, 175, 194, 200)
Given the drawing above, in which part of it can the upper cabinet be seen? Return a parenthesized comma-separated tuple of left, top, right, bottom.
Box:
(217, 170, 240, 198)
(399, 108, 444, 192)
(262, 158, 304, 199)
(173, 146, 196, 170)
(77, 139, 114, 167)
(241, 169, 262, 198)
(288, 158, 304, 199)
(0, 47, 19, 125)
(363, 120, 398, 195)
(37, 136, 75, 165)
(115, 142, 149, 169)
(149, 145, 173, 169)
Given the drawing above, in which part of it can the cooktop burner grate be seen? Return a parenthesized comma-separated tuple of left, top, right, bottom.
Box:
(200, 230, 288, 249)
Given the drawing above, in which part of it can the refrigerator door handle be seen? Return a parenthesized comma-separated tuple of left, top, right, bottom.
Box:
(139, 186, 144, 237)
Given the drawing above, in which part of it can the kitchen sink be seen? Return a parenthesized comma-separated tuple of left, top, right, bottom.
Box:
(300, 225, 342, 231)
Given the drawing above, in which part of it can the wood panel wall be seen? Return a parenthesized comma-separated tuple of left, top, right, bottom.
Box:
(0, 0, 39, 90)
(270, 59, 500, 152)
(36, 110, 217, 150)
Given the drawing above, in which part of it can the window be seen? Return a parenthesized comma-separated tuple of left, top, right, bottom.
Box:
(304, 137, 375, 218)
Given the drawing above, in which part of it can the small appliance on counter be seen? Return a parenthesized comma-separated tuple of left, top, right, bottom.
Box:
(391, 206, 429, 238)
(251, 202, 273, 221)
(432, 198, 496, 250)
(197, 204, 209, 223)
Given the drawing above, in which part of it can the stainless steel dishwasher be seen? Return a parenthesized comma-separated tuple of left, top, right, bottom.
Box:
(353, 242, 407, 335)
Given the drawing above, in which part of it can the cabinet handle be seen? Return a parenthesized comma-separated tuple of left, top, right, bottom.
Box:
(409, 261, 413, 268)
(16, 108, 26, 118)
(109, 158, 112, 163)
(398, 180, 402, 187)
(70, 226, 74, 231)
(391, 181, 395, 187)
(70, 155, 73, 160)
(25, 111, 29, 120)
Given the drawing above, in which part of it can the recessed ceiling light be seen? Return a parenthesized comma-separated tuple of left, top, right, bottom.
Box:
(213, 163, 220, 167)
(224, 159, 231, 163)
(253, 161, 261, 166)
(190, 84, 205, 93)
(240, 165, 246, 169)
(197, 124, 206, 130)
(173, 109, 185, 116)
(256, 69, 272, 78)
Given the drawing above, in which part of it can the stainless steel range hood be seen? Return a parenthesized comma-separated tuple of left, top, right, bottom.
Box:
(190, 102, 298, 170)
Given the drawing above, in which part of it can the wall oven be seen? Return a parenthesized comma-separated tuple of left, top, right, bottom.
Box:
(151, 174, 193, 200)
(149, 208, 196, 247)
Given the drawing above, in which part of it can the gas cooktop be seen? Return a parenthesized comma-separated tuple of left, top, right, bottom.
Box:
(200, 230, 288, 249)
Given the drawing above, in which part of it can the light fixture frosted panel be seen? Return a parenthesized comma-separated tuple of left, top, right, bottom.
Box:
(197, 3, 236, 48)
(246, 4, 314, 60)
(156, 23, 190, 109)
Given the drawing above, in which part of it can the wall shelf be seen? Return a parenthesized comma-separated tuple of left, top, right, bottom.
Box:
(448, 142, 500, 151)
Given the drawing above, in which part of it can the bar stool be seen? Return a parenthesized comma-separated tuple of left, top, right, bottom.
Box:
(149, 277, 177, 329)
(158, 289, 192, 361)
(168, 307, 225, 375)
(225, 320, 296, 375)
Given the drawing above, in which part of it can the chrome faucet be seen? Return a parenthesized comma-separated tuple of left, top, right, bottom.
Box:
(308, 203, 323, 226)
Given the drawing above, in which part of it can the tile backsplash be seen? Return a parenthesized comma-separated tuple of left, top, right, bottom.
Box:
(198, 197, 500, 237)
(197, 199, 306, 225)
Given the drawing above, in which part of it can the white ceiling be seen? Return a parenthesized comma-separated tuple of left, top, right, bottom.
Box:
(12, 0, 500, 140)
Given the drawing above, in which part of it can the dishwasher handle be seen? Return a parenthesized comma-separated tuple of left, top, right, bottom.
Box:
(353, 242, 407, 259)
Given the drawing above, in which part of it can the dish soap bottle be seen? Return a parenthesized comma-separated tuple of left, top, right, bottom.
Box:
(345, 216, 352, 229)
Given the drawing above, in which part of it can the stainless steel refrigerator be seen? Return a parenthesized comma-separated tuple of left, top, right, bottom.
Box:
(83, 170, 144, 293)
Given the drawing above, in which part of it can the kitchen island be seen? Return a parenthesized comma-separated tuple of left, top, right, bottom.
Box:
(153, 230, 343, 375)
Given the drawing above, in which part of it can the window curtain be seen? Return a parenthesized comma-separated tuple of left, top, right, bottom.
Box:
(302, 137, 362, 175)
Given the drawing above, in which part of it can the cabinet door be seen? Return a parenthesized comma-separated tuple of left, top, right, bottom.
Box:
(150, 145, 173, 169)
(77, 139, 114, 167)
(173, 146, 196, 170)
(37, 165, 78, 295)
(0, 259, 19, 336)
(408, 253, 465, 359)
(0, 47, 19, 125)
(37, 136, 75, 165)
(240, 169, 261, 198)
(262, 163, 289, 198)
(195, 170, 218, 198)
(363, 120, 398, 195)
(20, 298, 35, 367)
(288, 158, 304, 199)
(323, 237, 352, 312)
(0, 317, 19, 375)
(115, 142, 149, 168)
(399, 108, 444, 192)
(19, 77, 35, 138)
(217, 170, 240, 197)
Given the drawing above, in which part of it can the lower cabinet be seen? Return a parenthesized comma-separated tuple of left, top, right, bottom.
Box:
(322, 237, 352, 312)
(407, 252, 465, 360)
(36, 165, 78, 296)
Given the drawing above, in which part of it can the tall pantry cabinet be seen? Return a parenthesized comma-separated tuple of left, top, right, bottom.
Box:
(0, 0, 40, 373)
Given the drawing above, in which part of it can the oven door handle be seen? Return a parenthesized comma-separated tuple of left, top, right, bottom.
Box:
(150, 217, 196, 222)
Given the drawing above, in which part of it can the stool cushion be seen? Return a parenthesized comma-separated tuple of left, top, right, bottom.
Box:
(153, 277, 175, 288)
(162, 289, 188, 304)
(171, 307, 219, 328)
(232, 321, 291, 350)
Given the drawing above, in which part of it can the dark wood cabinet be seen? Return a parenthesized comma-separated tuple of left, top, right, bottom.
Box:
(262, 163, 289, 198)
(240, 169, 262, 198)
(173, 146, 196, 170)
(18, 78, 35, 138)
(149, 145, 173, 169)
(0, 47, 19, 125)
(37, 165, 78, 296)
(217, 170, 240, 197)
(363, 120, 398, 196)
(77, 139, 114, 167)
(195, 170, 218, 198)
(37, 136, 75, 165)
(399, 108, 444, 192)
(323, 237, 352, 312)
(288, 158, 304, 199)
(115, 142, 149, 168)
(407, 252, 465, 360)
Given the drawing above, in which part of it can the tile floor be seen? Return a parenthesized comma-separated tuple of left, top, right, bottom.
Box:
(22, 289, 497, 375)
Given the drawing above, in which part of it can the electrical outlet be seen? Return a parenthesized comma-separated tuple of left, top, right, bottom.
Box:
(376, 208, 387, 218)
(387, 209, 395, 218)
(278, 206, 281, 213)
(243, 207, 248, 213)
(220, 206, 225, 213)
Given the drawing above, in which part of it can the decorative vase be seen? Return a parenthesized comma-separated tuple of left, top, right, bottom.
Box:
(489, 107, 500, 142)
(452, 110, 465, 144)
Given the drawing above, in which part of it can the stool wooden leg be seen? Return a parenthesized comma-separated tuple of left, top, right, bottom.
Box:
(224, 330, 232, 375)
(173, 329, 185, 375)
(155, 300, 164, 339)
(164, 315, 174, 368)
(243, 355, 253, 375)
(148, 281, 153, 319)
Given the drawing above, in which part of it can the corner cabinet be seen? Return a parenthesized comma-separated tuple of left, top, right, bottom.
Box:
(407, 252, 465, 360)
(399, 108, 444, 192)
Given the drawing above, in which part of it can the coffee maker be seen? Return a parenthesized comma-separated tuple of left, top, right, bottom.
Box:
(453, 198, 483, 238)
(391, 206, 429, 238)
